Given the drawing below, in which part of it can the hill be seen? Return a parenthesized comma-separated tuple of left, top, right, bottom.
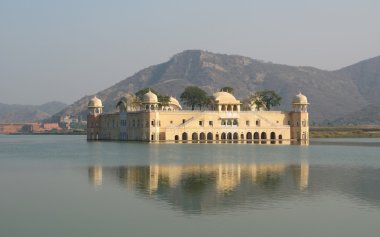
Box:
(55, 50, 380, 124)
(333, 104, 380, 125)
(0, 101, 67, 123)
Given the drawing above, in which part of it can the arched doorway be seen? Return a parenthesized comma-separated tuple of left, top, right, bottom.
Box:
(182, 132, 188, 143)
(216, 133, 219, 143)
(270, 132, 276, 144)
(227, 132, 232, 139)
(200, 132, 206, 143)
(207, 132, 213, 143)
(254, 132, 259, 144)
(261, 132, 267, 144)
(279, 134, 283, 144)
(221, 132, 226, 143)
(192, 132, 198, 143)
(233, 132, 239, 143)
(247, 132, 252, 143)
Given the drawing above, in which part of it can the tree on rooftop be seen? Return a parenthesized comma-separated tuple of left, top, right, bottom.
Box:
(220, 86, 234, 94)
(180, 86, 208, 110)
(249, 90, 282, 111)
(157, 94, 171, 108)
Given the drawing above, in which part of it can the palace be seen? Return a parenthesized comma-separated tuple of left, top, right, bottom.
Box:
(87, 90, 309, 145)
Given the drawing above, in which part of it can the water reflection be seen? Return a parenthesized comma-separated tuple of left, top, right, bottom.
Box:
(88, 162, 316, 213)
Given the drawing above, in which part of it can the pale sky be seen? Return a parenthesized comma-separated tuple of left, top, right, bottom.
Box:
(1, 0, 379, 105)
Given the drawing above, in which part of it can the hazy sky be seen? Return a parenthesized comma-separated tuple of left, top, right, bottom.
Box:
(1, 0, 379, 105)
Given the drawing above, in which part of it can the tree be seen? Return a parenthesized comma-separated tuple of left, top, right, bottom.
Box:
(206, 96, 217, 111)
(117, 94, 141, 111)
(180, 86, 208, 110)
(220, 86, 234, 94)
(157, 94, 171, 108)
(249, 90, 281, 111)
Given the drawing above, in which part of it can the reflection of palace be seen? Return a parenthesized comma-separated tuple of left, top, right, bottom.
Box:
(88, 163, 380, 213)
(89, 163, 310, 191)
(88, 165, 102, 187)
(88, 163, 310, 213)
(87, 90, 309, 145)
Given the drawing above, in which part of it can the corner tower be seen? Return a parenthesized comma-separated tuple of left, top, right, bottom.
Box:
(290, 92, 309, 145)
(87, 96, 103, 140)
(88, 96, 103, 117)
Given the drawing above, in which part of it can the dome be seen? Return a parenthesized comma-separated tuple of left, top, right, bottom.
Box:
(213, 91, 240, 104)
(142, 90, 158, 104)
(292, 92, 309, 105)
(169, 97, 182, 109)
(88, 96, 103, 108)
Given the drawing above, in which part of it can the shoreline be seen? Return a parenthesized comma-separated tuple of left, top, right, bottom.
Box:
(310, 125, 380, 138)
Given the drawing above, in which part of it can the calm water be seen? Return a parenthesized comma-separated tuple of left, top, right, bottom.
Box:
(0, 135, 380, 237)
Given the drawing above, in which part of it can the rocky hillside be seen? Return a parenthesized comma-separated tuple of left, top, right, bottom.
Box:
(0, 101, 67, 123)
(55, 50, 380, 124)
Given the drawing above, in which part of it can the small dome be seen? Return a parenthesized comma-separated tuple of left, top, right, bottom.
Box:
(142, 90, 158, 104)
(292, 92, 309, 104)
(88, 96, 103, 108)
(213, 91, 240, 104)
(169, 97, 182, 109)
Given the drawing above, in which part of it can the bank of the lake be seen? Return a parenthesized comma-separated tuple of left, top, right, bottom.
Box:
(311, 125, 380, 138)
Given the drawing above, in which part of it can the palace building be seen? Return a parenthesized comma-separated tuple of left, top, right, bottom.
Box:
(87, 90, 309, 145)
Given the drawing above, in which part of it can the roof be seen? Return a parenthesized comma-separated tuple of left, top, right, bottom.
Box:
(88, 96, 103, 108)
(213, 91, 241, 104)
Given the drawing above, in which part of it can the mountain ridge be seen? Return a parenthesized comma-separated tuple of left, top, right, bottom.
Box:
(0, 101, 67, 123)
(54, 50, 380, 124)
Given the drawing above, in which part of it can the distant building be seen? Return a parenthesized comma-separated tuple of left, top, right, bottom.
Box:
(87, 90, 309, 145)
(0, 123, 61, 134)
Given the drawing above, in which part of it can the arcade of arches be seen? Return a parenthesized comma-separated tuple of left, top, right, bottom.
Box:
(175, 131, 283, 144)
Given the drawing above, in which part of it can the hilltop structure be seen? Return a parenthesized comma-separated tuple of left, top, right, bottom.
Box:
(87, 91, 309, 145)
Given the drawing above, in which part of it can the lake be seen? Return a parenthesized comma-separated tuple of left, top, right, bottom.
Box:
(0, 135, 379, 237)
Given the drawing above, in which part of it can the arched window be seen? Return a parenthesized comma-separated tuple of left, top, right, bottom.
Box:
(279, 134, 283, 144)
(221, 105, 226, 111)
(227, 105, 232, 111)
(233, 105, 238, 111)
(174, 135, 179, 142)
(256, 119, 260, 126)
